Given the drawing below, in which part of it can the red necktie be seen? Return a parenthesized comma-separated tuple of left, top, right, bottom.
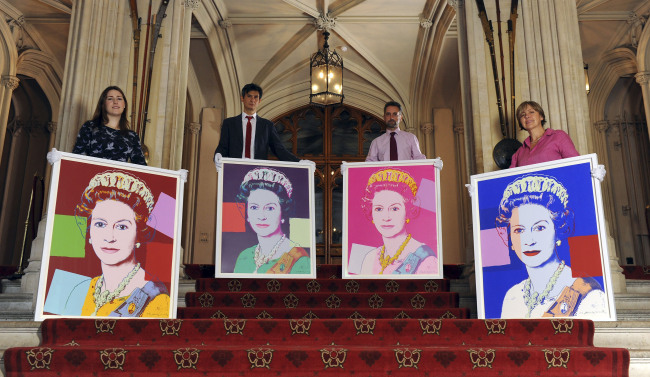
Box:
(244, 116, 253, 158)
(390, 132, 398, 161)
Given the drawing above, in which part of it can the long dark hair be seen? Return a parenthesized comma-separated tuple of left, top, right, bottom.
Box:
(91, 86, 130, 135)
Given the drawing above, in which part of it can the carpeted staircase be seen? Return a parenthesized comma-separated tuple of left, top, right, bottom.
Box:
(2, 264, 630, 376)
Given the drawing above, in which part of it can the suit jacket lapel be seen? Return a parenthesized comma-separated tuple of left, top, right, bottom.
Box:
(254, 115, 266, 154)
(234, 113, 245, 155)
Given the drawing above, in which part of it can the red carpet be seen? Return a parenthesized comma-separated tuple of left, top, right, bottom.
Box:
(4, 318, 629, 376)
(194, 277, 450, 293)
(178, 307, 469, 319)
(2, 264, 629, 376)
(621, 265, 650, 280)
(185, 291, 459, 310)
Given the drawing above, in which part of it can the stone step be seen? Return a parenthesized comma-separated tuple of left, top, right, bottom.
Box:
(0, 321, 41, 377)
(615, 309, 650, 321)
(0, 311, 34, 322)
(626, 280, 650, 294)
(594, 322, 650, 377)
(594, 321, 650, 349)
(613, 293, 650, 310)
(0, 294, 32, 312)
(176, 279, 195, 308)
(629, 350, 650, 377)
(449, 279, 472, 294)
(0, 279, 21, 294)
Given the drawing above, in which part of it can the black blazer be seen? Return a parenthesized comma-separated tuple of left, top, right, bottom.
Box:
(214, 114, 299, 162)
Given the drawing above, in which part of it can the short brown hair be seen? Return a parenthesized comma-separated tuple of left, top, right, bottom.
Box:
(516, 101, 547, 130)
(384, 101, 402, 114)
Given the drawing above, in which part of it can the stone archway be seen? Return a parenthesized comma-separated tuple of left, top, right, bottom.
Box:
(0, 76, 51, 266)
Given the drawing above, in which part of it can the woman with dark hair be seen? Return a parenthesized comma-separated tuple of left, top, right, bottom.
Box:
(496, 174, 606, 318)
(359, 168, 437, 275)
(510, 101, 579, 168)
(72, 86, 146, 165)
(72, 171, 169, 317)
(234, 167, 309, 273)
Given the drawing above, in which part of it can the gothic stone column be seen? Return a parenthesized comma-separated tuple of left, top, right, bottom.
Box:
(455, 0, 592, 172)
(0, 75, 19, 161)
(636, 71, 650, 143)
(420, 122, 434, 157)
(145, 0, 197, 170)
(182, 121, 201, 264)
(56, 1, 133, 151)
(592, 120, 627, 294)
(515, 0, 592, 153)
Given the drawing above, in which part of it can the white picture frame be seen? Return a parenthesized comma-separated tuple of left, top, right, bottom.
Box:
(342, 159, 444, 279)
(469, 154, 616, 320)
(215, 158, 316, 278)
(35, 151, 185, 320)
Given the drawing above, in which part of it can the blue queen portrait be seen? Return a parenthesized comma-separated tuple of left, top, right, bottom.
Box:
(496, 174, 608, 318)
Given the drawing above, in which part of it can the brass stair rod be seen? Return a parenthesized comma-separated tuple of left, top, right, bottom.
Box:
(17, 174, 43, 275)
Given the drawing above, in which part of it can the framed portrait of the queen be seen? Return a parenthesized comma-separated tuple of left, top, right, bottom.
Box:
(342, 159, 443, 279)
(35, 151, 186, 320)
(469, 154, 616, 320)
(215, 158, 316, 278)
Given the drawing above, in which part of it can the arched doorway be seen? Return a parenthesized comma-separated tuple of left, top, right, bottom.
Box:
(0, 75, 51, 266)
(273, 104, 384, 263)
(602, 77, 650, 265)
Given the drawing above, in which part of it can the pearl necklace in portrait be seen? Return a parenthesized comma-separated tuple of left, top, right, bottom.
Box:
(523, 260, 565, 318)
(379, 234, 412, 274)
(253, 234, 286, 272)
(92, 262, 141, 316)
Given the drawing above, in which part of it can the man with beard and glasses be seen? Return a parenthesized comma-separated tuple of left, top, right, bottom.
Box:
(366, 101, 426, 162)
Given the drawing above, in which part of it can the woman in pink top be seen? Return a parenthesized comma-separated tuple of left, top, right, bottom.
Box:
(510, 101, 579, 168)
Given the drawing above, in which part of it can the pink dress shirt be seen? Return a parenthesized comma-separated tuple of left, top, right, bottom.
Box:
(366, 129, 426, 161)
(510, 128, 579, 168)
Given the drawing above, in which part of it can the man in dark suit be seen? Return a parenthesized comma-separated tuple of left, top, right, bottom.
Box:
(214, 83, 299, 162)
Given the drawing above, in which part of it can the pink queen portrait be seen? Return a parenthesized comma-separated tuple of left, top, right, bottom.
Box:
(343, 160, 443, 279)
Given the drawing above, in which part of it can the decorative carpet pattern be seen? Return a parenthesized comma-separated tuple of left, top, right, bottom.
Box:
(2, 264, 630, 376)
(194, 277, 449, 293)
(184, 291, 459, 310)
(178, 307, 469, 319)
(4, 318, 629, 376)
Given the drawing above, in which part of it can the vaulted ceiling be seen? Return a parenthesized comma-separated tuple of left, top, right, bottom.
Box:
(4, 0, 650, 124)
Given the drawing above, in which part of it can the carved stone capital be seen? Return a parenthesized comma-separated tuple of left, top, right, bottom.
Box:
(453, 122, 464, 135)
(594, 120, 610, 133)
(186, 122, 201, 135)
(627, 13, 647, 48)
(421, 122, 434, 134)
(183, 0, 200, 9)
(47, 121, 57, 134)
(420, 18, 433, 29)
(314, 14, 337, 31)
(218, 19, 232, 29)
(447, 0, 461, 10)
(8, 15, 25, 29)
(635, 71, 650, 85)
(2, 75, 19, 90)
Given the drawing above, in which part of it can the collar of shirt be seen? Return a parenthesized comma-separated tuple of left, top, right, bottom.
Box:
(242, 113, 257, 123)
(523, 127, 554, 147)
(385, 128, 401, 134)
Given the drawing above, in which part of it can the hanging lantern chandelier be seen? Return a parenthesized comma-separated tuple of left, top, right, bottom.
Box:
(309, 31, 344, 106)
